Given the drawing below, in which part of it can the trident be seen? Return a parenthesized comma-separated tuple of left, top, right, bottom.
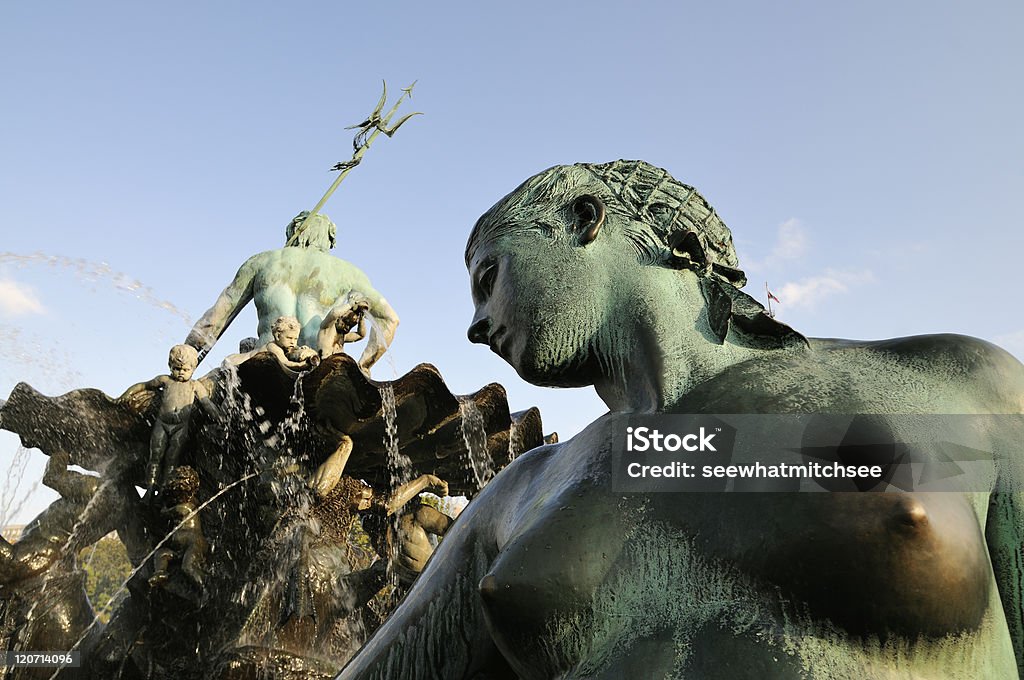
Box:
(286, 80, 421, 246)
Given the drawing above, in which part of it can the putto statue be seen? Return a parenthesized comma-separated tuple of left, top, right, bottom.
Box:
(338, 160, 1024, 679)
(319, 295, 370, 359)
(119, 344, 220, 500)
(148, 465, 208, 594)
(185, 211, 399, 373)
(236, 315, 321, 371)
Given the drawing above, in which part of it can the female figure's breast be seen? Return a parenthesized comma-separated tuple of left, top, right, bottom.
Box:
(480, 488, 993, 679)
(687, 492, 993, 637)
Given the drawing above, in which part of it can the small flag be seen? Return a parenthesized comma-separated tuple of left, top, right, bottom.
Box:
(767, 290, 781, 304)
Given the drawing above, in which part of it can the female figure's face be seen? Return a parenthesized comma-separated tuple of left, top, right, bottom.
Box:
(466, 230, 609, 388)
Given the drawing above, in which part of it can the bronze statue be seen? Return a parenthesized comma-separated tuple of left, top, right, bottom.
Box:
(338, 160, 1024, 679)
(318, 295, 370, 360)
(148, 466, 208, 594)
(346, 474, 453, 587)
(1, 451, 102, 585)
(184, 212, 399, 374)
(0, 349, 544, 678)
(0, 82, 563, 677)
(225, 316, 321, 371)
(118, 344, 220, 501)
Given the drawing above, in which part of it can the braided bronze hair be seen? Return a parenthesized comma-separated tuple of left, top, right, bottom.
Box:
(467, 160, 806, 348)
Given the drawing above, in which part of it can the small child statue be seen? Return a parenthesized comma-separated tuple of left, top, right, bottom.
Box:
(148, 465, 208, 593)
(318, 295, 370, 359)
(119, 344, 220, 502)
(247, 316, 320, 371)
(220, 316, 320, 370)
(347, 474, 453, 587)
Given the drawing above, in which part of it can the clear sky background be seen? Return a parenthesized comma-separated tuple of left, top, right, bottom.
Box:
(1, 1, 1022, 524)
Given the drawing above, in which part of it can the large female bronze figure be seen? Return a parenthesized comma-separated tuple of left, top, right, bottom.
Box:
(339, 161, 1024, 679)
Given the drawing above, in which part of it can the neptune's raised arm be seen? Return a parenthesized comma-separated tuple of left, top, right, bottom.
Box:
(185, 253, 261, 362)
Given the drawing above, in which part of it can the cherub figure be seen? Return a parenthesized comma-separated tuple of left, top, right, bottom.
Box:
(245, 316, 320, 371)
(221, 316, 320, 370)
(347, 474, 453, 587)
(318, 295, 370, 359)
(148, 466, 207, 592)
(119, 344, 220, 502)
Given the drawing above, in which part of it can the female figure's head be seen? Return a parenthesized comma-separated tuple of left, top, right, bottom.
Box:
(466, 161, 798, 396)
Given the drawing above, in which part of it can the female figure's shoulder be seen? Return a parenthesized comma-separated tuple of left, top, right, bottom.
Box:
(822, 333, 1024, 412)
(676, 333, 1024, 414)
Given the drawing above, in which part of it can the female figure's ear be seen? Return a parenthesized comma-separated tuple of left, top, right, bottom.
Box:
(571, 194, 605, 245)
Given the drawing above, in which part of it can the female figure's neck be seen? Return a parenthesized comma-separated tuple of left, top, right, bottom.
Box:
(592, 271, 790, 412)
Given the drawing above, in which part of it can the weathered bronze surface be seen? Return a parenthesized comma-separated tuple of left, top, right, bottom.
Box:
(1, 352, 542, 678)
(337, 160, 1024, 680)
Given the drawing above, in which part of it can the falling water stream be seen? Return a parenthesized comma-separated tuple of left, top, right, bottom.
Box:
(458, 398, 494, 491)
(379, 384, 410, 486)
(507, 417, 521, 462)
(376, 383, 412, 615)
(221, 362, 329, 678)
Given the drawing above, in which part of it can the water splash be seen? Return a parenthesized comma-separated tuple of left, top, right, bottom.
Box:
(216, 362, 276, 487)
(220, 362, 335, 675)
(0, 252, 192, 326)
(232, 482, 320, 675)
(1, 326, 87, 532)
(459, 398, 494, 491)
(0, 445, 41, 528)
(1, 252, 191, 532)
(47, 470, 259, 680)
(0, 325, 85, 392)
(216, 363, 265, 442)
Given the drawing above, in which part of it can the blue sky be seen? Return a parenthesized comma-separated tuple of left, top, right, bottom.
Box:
(2, 1, 1022, 523)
